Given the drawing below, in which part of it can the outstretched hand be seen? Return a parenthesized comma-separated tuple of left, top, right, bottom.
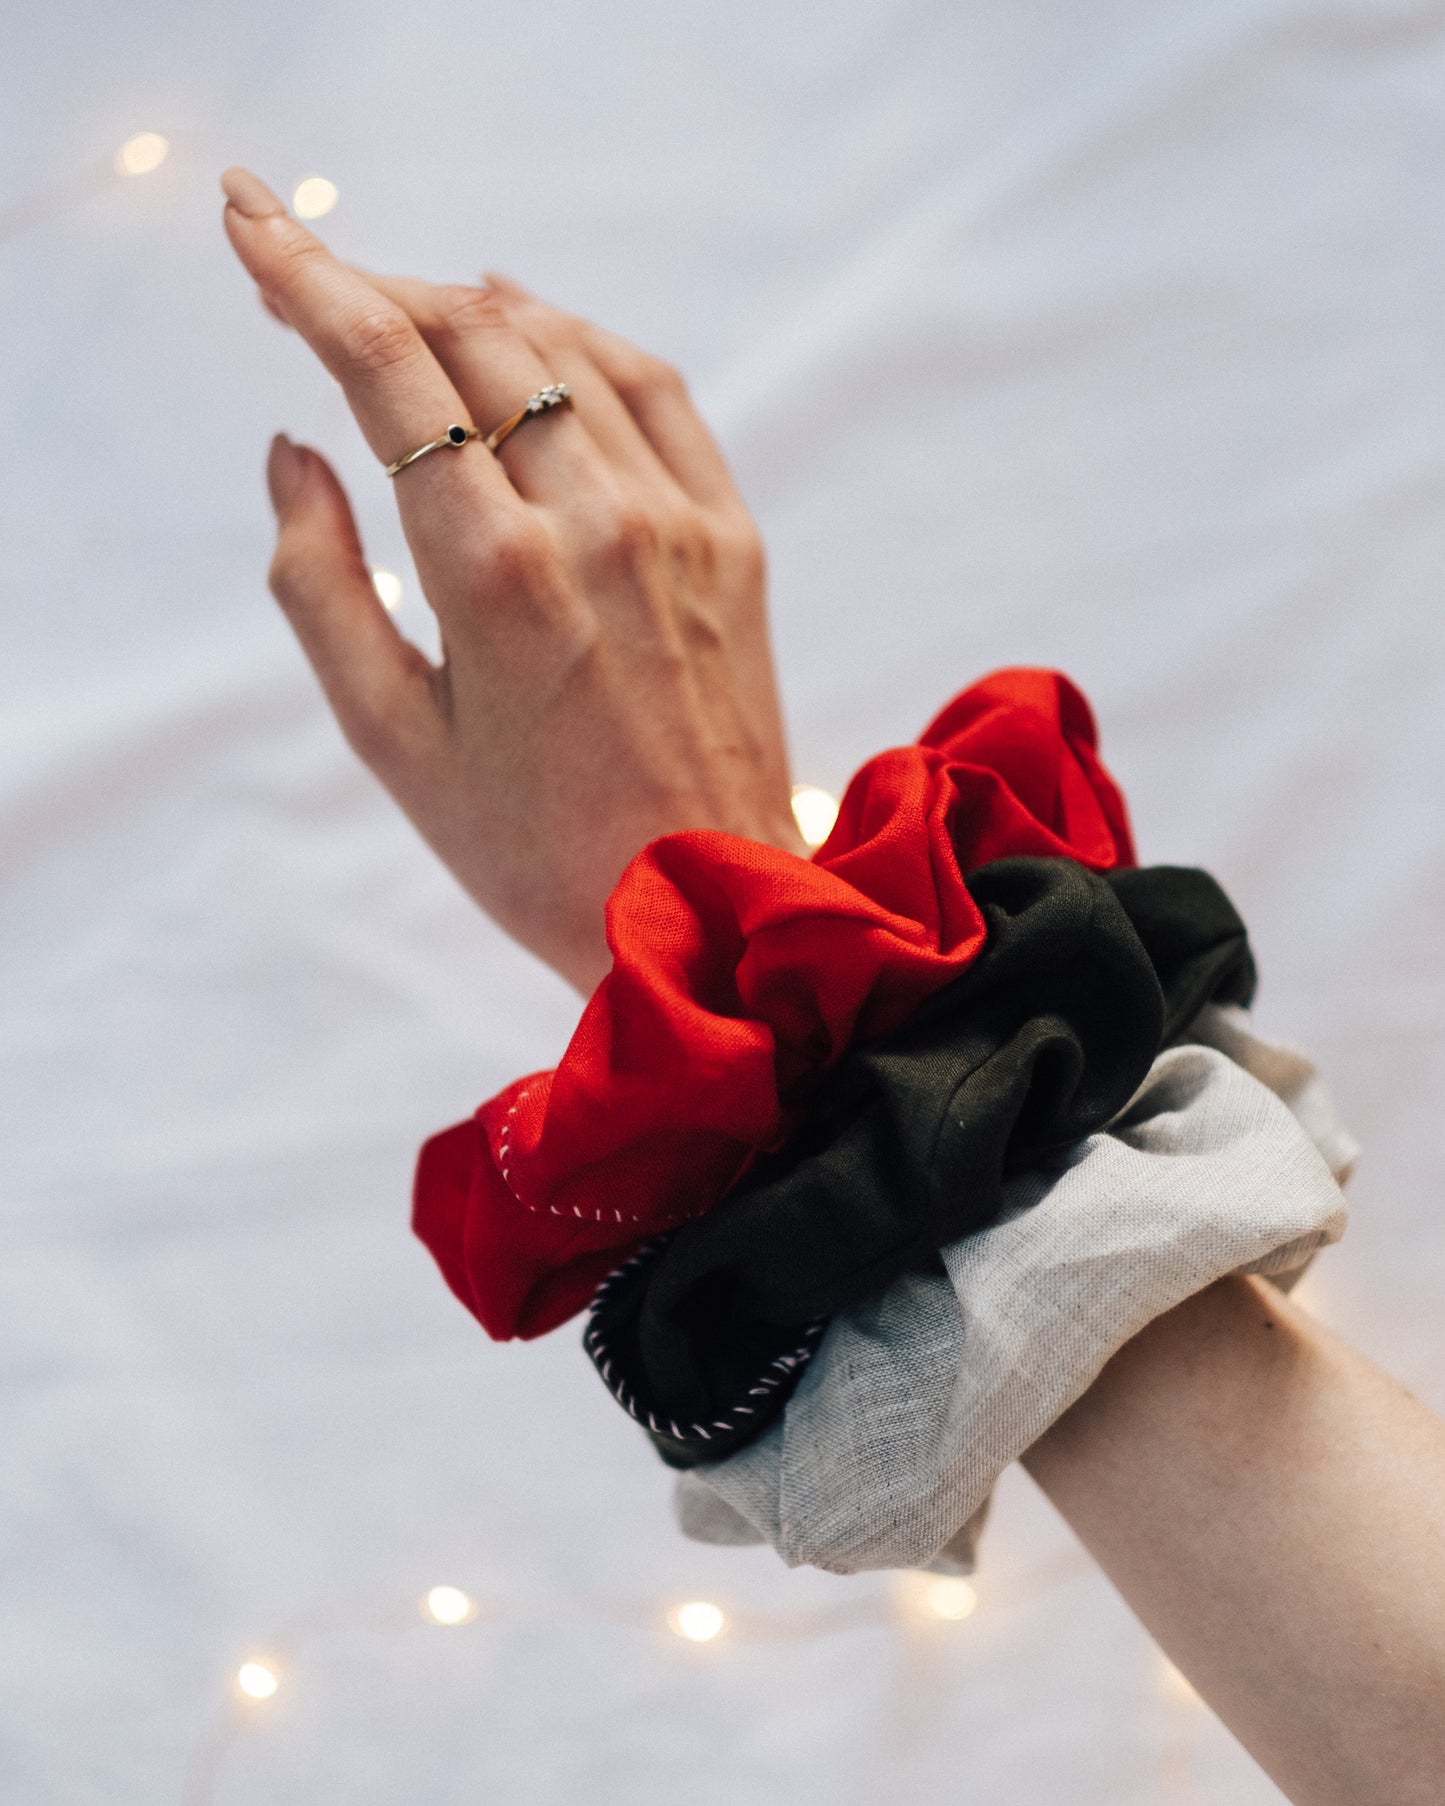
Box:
(220, 166, 803, 993)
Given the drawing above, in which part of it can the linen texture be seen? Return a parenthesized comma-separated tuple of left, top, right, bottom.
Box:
(673, 1010, 1355, 1574)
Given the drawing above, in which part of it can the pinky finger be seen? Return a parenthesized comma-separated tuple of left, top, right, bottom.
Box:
(265, 434, 445, 775)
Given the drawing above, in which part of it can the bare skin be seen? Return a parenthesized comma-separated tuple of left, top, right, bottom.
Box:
(1025, 1276, 1445, 1804)
(222, 165, 802, 995)
(221, 166, 1445, 1803)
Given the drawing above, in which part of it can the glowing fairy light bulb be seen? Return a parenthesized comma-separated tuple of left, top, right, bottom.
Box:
(292, 176, 338, 220)
(236, 1660, 279, 1701)
(422, 1585, 476, 1626)
(895, 1571, 979, 1623)
(791, 784, 839, 850)
(920, 1577, 977, 1621)
(115, 133, 170, 176)
(1160, 1658, 1200, 1704)
(669, 1600, 726, 1642)
(371, 568, 403, 612)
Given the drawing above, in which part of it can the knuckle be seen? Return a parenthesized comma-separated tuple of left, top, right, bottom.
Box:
(266, 541, 310, 607)
(503, 293, 575, 338)
(571, 478, 662, 570)
(601, 345, 652, 395)
(337, 305, 420, 375)
(547, 599, 603, 670)
(601, 500, 661, 567)
(645, 631, 692, 684)
(675, 591, 725, 655)
(517, 313, 582, 366)
(647, 354, 687, 397)
(671, 514, 717, 578)
(608, 346, 686, 398)
(717, 514, 767, 585)
(666, 507, 762, 590)
(434, 283, 510, 340)
(638, 511, 711, 593)
(477, 515, 555, 591)
(264, 224, 327, 287)
(541, 305, 586, 346)
(545, 309, 588, 354)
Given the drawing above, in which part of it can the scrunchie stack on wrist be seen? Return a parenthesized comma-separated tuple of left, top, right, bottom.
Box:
(412, 668, 1133, 1341)
(411, 666, 1355, 1575)
(582, 858, 1258, 1465)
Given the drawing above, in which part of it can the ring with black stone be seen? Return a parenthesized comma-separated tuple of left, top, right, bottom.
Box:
(383, 422, 479, 478)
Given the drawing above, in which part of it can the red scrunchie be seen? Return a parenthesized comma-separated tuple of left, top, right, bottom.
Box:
(413, 668, 1135, 1340)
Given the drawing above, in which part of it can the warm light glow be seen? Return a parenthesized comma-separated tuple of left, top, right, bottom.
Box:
(114, 133, 170, 177)
(292, 176, 339, 220)
(371, 568, 403, 612)
(791, 784, 839, 850)
(669, 1600, 726, 1642)
(895, 1571, 979, 1623)
(1160, 1658, 1200, 1704)
(422, 1585, 476, 1626)
(921, 1577, 978, 1621)
(236, 1661, 280, 1701)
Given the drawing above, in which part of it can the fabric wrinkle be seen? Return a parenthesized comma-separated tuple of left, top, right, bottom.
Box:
(585, 860, 1251, 1465)
(674, 1020, 1353, 1575)
(412, 668, 1137, 1343)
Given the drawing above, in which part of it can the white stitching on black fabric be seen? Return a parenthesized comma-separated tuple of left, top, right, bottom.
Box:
(585, 1242, 825, 1452)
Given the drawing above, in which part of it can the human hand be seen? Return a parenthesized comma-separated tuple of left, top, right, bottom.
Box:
(220, 167, 804, 994)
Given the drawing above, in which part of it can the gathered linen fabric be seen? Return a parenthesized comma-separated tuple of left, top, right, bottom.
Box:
(671, 1008, 1357, 1575)
(583, 859, 1255, 1467)
(413, 669, 1135, 1342)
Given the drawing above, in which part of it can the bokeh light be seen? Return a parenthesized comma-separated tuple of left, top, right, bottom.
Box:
(371, 568, 403, 612)
(1160, 1658, 1200, 1704)
(292, 176, 338, 220)
(422, 1585, 476, 1626)
(114, 133, 169, 177)
(236, 1661, 279, 1701)
(791, 784, 839, 850)
(669, 1600, 726, 1642)
(920, 1576, 977, 1621)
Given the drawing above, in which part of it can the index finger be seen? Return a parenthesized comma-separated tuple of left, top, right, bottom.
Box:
(220, 167, 514, 510)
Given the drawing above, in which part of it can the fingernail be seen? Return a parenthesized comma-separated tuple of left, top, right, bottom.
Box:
(266, 434, 308, 515)
(221, 166, 285, 220)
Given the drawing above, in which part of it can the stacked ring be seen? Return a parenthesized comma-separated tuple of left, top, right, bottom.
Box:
(483, 381, 573, 452)
(384, 383, 573, 477)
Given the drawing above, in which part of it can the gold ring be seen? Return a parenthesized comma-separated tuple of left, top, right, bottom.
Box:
(383, 385, 572, 478)
(384, 422, 478, 478)
(482, 383, 573, 453)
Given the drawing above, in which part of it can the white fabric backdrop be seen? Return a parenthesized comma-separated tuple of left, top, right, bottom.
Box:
(2, 2, 1443, 1800)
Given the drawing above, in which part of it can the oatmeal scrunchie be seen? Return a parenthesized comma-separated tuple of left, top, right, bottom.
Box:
(671, 1011, 1356, 1575)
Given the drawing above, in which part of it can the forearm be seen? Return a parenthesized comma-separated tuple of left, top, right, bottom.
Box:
(1023, 1274, 1445, 1806)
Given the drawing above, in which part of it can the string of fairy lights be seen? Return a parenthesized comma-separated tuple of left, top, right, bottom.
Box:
(179, 1555, 1209, 1804)
(10, 129, 1211, 1805)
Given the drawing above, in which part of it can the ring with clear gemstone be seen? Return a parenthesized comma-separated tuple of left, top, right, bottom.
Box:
(482, 383, 574, 453)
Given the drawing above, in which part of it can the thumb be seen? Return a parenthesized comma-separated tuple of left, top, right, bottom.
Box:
(266, 435, 440, 771)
